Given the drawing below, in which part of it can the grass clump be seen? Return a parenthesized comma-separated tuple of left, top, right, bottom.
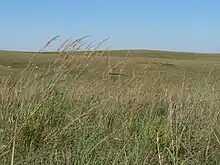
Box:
(0, 37, 220, 165)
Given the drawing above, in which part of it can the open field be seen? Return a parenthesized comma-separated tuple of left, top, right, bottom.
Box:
(1, 46, 220, 164)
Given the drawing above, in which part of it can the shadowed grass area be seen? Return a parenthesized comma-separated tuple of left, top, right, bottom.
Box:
(1, 37, 220, 164)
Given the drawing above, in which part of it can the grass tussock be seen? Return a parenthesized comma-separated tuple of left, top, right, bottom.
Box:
(1, 37, 220, 165)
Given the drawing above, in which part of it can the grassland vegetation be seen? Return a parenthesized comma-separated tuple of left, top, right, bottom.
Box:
(1, 37, 220, 164)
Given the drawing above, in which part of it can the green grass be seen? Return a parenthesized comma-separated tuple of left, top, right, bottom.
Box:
(1, 39, 220, 164)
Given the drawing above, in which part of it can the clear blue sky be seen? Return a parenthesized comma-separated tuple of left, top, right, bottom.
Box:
(1, 0, 220, 53)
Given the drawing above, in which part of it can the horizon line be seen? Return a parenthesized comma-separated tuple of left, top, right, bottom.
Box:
(0, 48, 220, 55)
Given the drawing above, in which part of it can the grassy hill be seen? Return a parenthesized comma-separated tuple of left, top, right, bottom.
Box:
(1, 48, 220, 164)
(0, 49, 220, 81)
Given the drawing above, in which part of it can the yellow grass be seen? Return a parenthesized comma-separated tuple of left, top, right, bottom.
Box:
(0, 37, 220, 164)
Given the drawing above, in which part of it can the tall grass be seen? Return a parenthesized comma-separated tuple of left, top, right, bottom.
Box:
(0, 37, 220, 165)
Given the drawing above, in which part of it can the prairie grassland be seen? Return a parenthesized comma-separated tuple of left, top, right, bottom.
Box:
(1, 38, 220, 164)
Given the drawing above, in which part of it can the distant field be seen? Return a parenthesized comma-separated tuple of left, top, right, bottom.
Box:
(1, 49, 220, 164)
(0, 49, 220, 82)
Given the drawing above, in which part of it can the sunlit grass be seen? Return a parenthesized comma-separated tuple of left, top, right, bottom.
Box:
(0, 37, 220, 164)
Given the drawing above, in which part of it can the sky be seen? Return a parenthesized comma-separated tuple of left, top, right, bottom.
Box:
(0, 0, 220, 53)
